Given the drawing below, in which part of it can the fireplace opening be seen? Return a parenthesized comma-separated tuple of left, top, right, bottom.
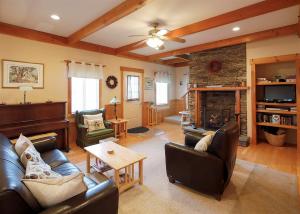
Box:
(202, 91, 236, 130)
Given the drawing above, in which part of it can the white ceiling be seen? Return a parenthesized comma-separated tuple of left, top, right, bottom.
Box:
(0, 0, 298, 57)
(0, 0, 124, 36)
(131, 6, 299, 55)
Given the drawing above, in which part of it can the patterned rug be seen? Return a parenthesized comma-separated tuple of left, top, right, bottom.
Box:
(76, 137, 299, 214)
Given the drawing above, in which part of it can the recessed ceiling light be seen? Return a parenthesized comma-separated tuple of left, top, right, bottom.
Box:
(232, 26, 240, 32)
(50, 14, 60, 20)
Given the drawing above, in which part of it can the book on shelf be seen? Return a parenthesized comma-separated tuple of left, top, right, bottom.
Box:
(265, 107, 289, 111)
(257, 113, 297, 126)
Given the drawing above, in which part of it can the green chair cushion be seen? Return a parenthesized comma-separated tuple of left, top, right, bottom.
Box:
(86, 128, 114, 138)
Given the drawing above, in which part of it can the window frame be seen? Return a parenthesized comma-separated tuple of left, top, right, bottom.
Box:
(155, 82, 169, 106)
(126, 75, 140, 102)
(68, 78, 102, 115)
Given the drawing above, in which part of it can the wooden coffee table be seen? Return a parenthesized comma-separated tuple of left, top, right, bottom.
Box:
(85, 141, 146, 193)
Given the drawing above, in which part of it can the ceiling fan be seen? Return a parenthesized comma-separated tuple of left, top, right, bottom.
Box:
(128, 23, 186, 50)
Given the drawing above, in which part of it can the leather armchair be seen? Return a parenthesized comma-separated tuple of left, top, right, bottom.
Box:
(75, 109, 115, 148)
(165, 121, 239, 200)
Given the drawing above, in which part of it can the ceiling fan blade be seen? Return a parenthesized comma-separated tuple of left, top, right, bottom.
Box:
(128, 35, 148, 37)
(161, 35, 186, 43)
(156, 29, 169, 36)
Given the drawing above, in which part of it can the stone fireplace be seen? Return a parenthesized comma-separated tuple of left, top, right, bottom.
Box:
(189, 44, 247, 135)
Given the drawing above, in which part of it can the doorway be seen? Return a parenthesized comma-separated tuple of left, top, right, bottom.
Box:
(120, 66, 144, 129)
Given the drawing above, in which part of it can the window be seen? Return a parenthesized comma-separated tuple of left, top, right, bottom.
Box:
(127, 75, 140, 101)
(156, 82, 168, 105)
(71, 77, 99, 112)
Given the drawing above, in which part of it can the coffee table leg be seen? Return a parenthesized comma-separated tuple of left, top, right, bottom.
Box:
(86, 153, 90, 173)
(114, 170, 120, 188)
(139, 160, 143, 185)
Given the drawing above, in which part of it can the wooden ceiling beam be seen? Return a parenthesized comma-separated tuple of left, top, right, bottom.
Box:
(298, 5, 300, 36)
(174, 62, 190, 67)
(116, 0, 300, 53)
(0, 22, 155, 63)
(148, 24, 298, 60)
(68, 0, 150, 44)
(162, 57, 190, 65)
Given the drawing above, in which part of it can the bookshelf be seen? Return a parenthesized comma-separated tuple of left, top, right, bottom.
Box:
(251, 54, 300, 151)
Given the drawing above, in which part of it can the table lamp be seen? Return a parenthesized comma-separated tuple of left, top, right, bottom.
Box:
(110, 96, 119, 120)
(19, 86, 33, 104)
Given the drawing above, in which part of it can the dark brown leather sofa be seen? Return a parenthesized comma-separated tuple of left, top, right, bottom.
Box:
(165, 121, 239, 200)
(0, 133, 119, 214)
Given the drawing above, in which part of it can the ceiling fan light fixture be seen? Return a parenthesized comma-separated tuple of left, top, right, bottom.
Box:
(146, 37, 164, 50)
(157, 29, 168, 36)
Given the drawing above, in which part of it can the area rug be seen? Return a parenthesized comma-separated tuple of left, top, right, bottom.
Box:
(76, 137, 299, 214)
(127, 126, 149, 133)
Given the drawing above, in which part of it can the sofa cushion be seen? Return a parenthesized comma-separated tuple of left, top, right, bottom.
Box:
(20, 146, 45, 167)
(52, 162, 81, 176)
(41, 149, 69, 168)
(86, 128, 114, 138)
(25, 161, 62, 179)
(194, 134, 214, 152)
(87, 118, 106, 132)
(15, 134, 34, 157)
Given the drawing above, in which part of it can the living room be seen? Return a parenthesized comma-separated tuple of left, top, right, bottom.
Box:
(0, 0, 299, 213)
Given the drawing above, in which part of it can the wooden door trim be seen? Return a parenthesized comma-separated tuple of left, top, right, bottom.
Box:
(120, 66, 144, 122)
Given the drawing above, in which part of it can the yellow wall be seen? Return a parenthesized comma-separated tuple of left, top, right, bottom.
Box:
(0, 34, 175, 110)
(246, 35, 300, 138)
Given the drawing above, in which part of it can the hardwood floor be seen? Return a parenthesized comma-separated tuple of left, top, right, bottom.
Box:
(66, 122, 298, 176)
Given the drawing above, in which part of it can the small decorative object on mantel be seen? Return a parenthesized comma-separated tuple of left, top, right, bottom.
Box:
(2, 60, 44, 88)
(208, 60, 222, 73)
(106, 75, 118, 89)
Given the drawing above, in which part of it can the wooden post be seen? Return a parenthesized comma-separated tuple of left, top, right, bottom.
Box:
(235, 90, 241, 133)
(296, 58, 300, 154)
(86, 153, 90, 173)
(139, 160, 143, 185)
(251, 60, 257, 145)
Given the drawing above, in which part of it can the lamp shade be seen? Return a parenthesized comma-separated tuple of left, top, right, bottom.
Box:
(110, 96, 119, 104)
(19, 86, 33, 91)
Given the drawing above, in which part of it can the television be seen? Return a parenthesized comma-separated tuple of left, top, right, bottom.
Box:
(264, 85, 296, 102)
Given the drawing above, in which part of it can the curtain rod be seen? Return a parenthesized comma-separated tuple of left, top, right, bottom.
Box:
(64, 60, 106, 67)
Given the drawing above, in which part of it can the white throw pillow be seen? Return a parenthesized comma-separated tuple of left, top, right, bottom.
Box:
(23, 172, 87, 208)
(15, 134, 34, 157)
(25, 161, 61, 179)
(83, 113, 103, 126)
(194, 134, 214, 152)
(86, 118, 105, 132)
(20, 146, 45, 167)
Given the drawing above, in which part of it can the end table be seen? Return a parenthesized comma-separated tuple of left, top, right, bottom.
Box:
(108, 118, 128, 138)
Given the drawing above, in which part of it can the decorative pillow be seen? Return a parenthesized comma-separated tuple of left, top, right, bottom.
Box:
(15, 134, 34, 157)
(87, 119, 105, 132)
(22, 172, 87, 208)
(20, 146, 45, 167)
(83, 113, 103, 126)
(25, 161, 61, 179)
(194, 134, 214, 152)
(203, 131, 216, 136)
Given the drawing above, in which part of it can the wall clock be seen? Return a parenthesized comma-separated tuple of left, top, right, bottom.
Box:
(208, 60, 222, 73)
(106, 75, 118, 89)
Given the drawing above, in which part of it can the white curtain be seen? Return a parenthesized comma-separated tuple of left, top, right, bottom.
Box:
(68, 61, 103, 79)
(155, 71, 170, 83)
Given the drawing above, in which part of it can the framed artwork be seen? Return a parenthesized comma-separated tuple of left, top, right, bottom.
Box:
(2, 60, 44, 88)
(144, 77, 153, 90)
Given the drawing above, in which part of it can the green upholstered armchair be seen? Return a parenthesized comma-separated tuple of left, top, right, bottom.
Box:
(75, 109, 115, 148)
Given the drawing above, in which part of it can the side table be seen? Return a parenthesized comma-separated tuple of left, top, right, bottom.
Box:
(108, 118, 129, 138)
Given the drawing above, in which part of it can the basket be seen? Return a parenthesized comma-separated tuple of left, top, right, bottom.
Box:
(264, 131, 286, 147)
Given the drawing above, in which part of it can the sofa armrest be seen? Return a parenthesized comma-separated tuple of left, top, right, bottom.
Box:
(39, 180, 119, 214)
(184, 132, 202, 148)
(32, 136, 57, 153)
(165, 143, 225, 191)
(104, 121, 112, 129)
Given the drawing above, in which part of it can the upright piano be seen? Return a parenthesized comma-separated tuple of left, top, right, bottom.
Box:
(0, 102, 69, 151)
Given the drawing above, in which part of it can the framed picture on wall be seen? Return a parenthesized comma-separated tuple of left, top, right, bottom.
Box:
(144, 77, 153, 90)
(2, 59, 44, 88)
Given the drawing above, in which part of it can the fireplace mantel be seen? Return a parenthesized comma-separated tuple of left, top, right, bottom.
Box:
(190, 86, 248, 92)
